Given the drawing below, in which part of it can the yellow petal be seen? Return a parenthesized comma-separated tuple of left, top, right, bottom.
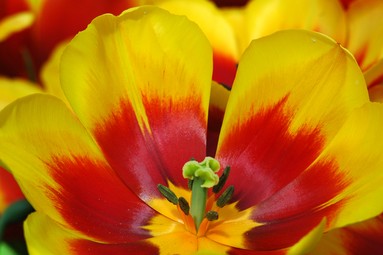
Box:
(0, 94, 103, 234)
(219, 30, 368, 157)
(319, 103, 383, 228)
(346, 0, 383, 72)
(61, 6, 212, 134)
(0, 94, 155, 243)
(60, 6, 213, 194)
(25, 212, 159, 255)
(24, 212, 77, 255)
(41, 41, 70, 105)
(0, 76, 41, 110)
(158, 0, 239, 67)
(287, 218, 326, 255)
(242, 0, 347, 53)
(0, 12, 34, 42)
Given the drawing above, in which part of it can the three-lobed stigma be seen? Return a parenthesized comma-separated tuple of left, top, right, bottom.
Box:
(157, 157, 233, 233)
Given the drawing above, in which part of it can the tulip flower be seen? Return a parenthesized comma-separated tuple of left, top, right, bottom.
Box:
(0, 77, 39, 255)
(1, 6, 383, 254)
(0, 0, 142, 80)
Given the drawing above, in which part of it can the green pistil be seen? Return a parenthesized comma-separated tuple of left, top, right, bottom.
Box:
(190, 177, 207, 230)
(158, 157, 233, 234)
(182, 157, 220, 231)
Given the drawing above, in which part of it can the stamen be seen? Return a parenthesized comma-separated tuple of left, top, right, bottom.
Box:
(216, 185, 234, 208)
(178, 197, 190, 215)
(206, 211, 219, 221)
(213, 166, 231, 193)
(157, 184, 178, 205)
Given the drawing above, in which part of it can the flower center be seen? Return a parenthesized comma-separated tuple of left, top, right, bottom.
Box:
(157, 157, 233, 234)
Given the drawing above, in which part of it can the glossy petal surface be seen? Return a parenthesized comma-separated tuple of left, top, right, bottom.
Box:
(61, 7, 212, 204)
(216, 30, 383, 250)
(0, 94, 156, 243)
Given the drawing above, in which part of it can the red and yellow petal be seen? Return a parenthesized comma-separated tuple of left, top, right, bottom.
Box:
(60, 7, 212, 202)
(158, 0, 239, 86)
(227, 102, 383, 251)
(0, 11, 33, 42)
(242, 0, 347, 53)
(0, 94, 156, 243)
(346, 0, 383, 72)
(207, 82, 230, 156)
(217, 29, 368, 207)
(309, 215, 383, 255)
(25, 212, 159, 255)
(215, 30, 382, 250)
(365, 59, 383, 102)
(338, 0, 358, 9)
(26, 210, 228, 255)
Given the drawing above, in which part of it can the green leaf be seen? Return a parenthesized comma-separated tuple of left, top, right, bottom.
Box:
(0, 199, 34, 241)
(0, 242, 19, 255)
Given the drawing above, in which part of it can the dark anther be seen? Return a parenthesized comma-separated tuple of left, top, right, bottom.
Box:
(216, 185, 234, 208)
(157, 184, 178, 205)
(206, 211, 219, 221)
(213, 166, 231, 193)
(188, 179, 193, 190)
(178, 197, 190, 215)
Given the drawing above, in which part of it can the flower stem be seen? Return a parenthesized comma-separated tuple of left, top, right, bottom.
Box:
(190, 177, 207, 231)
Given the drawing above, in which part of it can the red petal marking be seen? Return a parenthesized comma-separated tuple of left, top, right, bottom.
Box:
(228, 247, 286, 255)
(243, 206, 338, 250)
(207, 105, 225, 157)
(244, 163, 347, 249)
(47, 155, 155, 243)
(94, 97, 206, 203)
(217, 96, 327, 208)
(368, 73, 383, 88)
(212, 0, 248, 7)
(0, 0, 29, 16)
(252, 160, 348, 222)
(339, 0, 357, 9)
(0, 167, 24, 209)
(213, 51, 237, 87)
(343, 215, 383, 255)
(352, 44, 373, 72)
(71, 239, 159, 255)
